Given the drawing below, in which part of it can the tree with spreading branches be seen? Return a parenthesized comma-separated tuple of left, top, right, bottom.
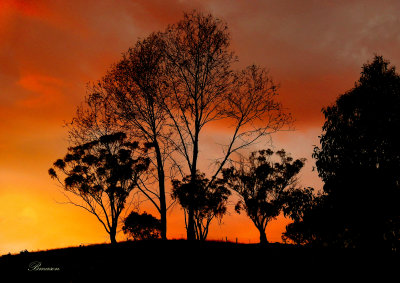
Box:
(223, 149, 305, 244)
(49, 132, 150, 244)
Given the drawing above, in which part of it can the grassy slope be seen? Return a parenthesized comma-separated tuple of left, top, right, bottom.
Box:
(0, 240, 397, 281)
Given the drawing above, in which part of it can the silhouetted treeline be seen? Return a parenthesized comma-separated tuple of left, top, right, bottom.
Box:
(48, 8, 400, 250)
(50, 10, 292, 243)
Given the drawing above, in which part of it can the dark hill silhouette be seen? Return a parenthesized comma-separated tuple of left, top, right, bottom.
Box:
(0, 240, 398, 281)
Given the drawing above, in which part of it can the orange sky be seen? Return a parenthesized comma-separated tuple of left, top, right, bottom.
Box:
(1, 0, 400, 254)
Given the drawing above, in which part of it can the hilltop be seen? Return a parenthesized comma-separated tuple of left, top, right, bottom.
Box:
(0, 240, 397, 281)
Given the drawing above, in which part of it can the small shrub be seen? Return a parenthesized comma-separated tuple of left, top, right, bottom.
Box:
(123, 211, 161, 241)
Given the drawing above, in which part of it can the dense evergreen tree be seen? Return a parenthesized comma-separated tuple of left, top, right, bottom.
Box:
(291, 56, 400, 249)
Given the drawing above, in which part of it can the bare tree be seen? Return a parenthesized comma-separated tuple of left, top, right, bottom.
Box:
(102, 33, 172, 240)
(67, 84, 120, 144)
(161, 11, 292, 240)
(160, 11, 236, 240)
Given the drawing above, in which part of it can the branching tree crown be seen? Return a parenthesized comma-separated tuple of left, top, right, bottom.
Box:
(223, 149, 305, 244)
(160, 10, 292, 240)
(49, 132, 150, 244)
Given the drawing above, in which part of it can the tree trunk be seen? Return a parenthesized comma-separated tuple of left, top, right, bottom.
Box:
(159, 179, 167, 240)
(258, 227, 268, 245)
(187, 197, 196, 240)
(110, 226, 117, 245)
(187, 131, 199, 241)
(154, 142, 167, 240)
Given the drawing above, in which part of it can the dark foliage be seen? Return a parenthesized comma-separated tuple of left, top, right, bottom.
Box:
(300, 55, 400, 249)
(123, 211, 162, 241)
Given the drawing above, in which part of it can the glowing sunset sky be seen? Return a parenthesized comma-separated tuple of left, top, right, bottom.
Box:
(1, 0, 400, 254)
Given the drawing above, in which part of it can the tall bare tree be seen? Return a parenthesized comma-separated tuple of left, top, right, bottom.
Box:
(160, 11, 235, 239)
(102, 33, 172, 240)
(161, 11, 292, 240)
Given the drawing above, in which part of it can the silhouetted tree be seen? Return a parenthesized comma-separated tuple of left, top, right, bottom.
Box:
(161, 11, 291, 240)
(123, 211, 162, 241)
(172, 172, 231, 240)
(312, 55, 400, 249)
(103, 33, 171, 240)
(223, 149, 305, 244)
(49, 132, 150, 244)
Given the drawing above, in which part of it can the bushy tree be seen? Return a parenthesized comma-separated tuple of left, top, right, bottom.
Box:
(172, 172, 231, 240)
(223, 149, 305, 244)
(311, 55, 400, 249)
(49, 132, 150, 244)
(123, 211, 162, 241)
(281, 187, 323, 245)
